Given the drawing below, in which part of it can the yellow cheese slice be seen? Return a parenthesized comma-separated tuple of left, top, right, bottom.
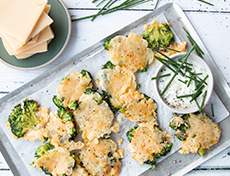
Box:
(14, 53, 34, 59)
(16, 26, 54, 54)
(0, 0, 47, 44)
(20, 41, 47, 54)
(29, 11, 53, 39)
(0, 31, 24, 51)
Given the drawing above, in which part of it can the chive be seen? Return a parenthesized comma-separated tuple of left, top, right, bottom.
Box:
(177, 94, 194, 99)
(190, 85, 205, 102)
(154, 56, 177, 74)
(159, 46, 181, 53)
(160, 46, 195, 96)
(96, 0, 106, 7)
(196, 75, 209, 90)
(92, 0, 113, 21)
(151, 73, 171, 80)
(195, 99, 205, 119)
(154, 0, 160, 9)
(197, 0, 214, 6)
(201, 90, 207, 108)
(183, 27, 204, 58)
(178, 79, 188, 84)
(211, 103, 215, 117)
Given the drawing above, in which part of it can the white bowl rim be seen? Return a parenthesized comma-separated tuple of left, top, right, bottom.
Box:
(153, 52, 214, 114)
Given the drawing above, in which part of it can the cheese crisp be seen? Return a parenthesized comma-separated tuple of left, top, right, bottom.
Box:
(127, 124, 172, 165)
(56, 71, 93, 108)
(170, 113, 221, 155)
(96, 66, 137, 108)
(74, 91, 116, 141)
(107, 32, 154, 72)
(122, 95, 158, 124)
(33, 146, 75, 176)
(79, 139, 123, 176)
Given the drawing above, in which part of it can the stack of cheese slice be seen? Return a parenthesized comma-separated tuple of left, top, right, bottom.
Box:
(0, 0, 54, 59)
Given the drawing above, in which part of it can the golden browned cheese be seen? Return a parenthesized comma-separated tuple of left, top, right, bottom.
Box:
(21, 107, 50, 141)
(179, 113, 221, 154)
(96, 66, 137, 108)
(123, 96, 158, 124)
(45, 111, 76, 149)
(56, 71, 92, 108)
(74, 93, 115, 141)
(79, 139, 122, 176)
(127, 125, 170, 164)
(108, 32, 154, 72)
(70, 165, 89, 176)
(34, 147, 75, 176)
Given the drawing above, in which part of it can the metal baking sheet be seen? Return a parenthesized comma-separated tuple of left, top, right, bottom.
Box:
(0, 3, 230, 176)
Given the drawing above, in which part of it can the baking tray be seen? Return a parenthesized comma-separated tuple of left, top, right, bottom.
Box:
(0, 3, 230, 176)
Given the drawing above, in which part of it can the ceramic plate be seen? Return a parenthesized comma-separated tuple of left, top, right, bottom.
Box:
(0, 0, 71, 70)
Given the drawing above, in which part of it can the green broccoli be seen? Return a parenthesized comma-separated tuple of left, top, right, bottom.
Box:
(142, 22, 174, 49)
(68, 100, 80, 110)
(35, 143, 55, 159)
(126, 126, 138, 142)
(102, 61, 115, 69)
(68, 128, 77, 141)
(169, 114, 190, 141)
(52, 95, 64, 108)
(138, 63, 148, 73)
(84, 88, 97, 94)
(57, 107, 74, 122)
(81, 70, 92, 80)
(103, 38, 112, 50)
(101, 91, 119, 113)
(8, 99, 41, 138)
(144, 160, 156, 170)
(41, 166, 52, 176)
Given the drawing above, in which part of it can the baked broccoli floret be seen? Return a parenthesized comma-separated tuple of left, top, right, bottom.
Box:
(102, 61, 115, 69)
(52, 95, 64, 108)
(101, 91, 119, 113)
(57, 107, 74, 122)
(68, 100, 80, 110)
(35, 143, 55, 159)
(8, 99, 40, 138)
(126, 126, 138, 142)
(81, 70, 92, 80)
(169, 114, 190, 141)
(142, 22, 174, 49)
(103, 38, 112, 50)
(67, 128, 77, 141)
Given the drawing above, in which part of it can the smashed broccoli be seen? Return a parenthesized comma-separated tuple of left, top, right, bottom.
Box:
(8, 99, 41, 138)
(142, 22, 174, 49)
(102, 61, 115, 69)
(169, 114, 190, 141)
(81, 70, 92, 80)
(57, 107, 74, 123)
(101, 91, 119, 113)
(35, 143, 55, 159)
(103, 38, 112, 50)
(52, 95, 64, 108)
(68, 100, 80, 110)
(126, 126, 138, 142)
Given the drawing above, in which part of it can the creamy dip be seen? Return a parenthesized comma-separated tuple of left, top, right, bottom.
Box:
(157, 57, 209, 110)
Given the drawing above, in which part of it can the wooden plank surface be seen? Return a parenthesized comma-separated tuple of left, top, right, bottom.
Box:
(0, 0, 230, 175)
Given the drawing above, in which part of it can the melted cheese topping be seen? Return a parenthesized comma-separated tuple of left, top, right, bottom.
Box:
(108, 32, 154, 72)
(56, 71, 92, 108)
(180, 113, 221, 154)
(35, 147, 75, 176)
(70, 165, 89, 176)
(74, 93, 115, 141)
(45, 111, 75, 149)
(96, 66, 137, 108)
(123, 97, 158, 123)
(127, 126, 168, 164)
(79, 139, 122, 176)
(22, 107, 50, 141)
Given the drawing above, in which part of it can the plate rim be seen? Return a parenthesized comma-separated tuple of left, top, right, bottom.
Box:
(0, 0, 72, 71)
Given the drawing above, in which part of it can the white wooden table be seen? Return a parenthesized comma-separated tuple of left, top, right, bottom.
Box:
(0, 0, 230, 175)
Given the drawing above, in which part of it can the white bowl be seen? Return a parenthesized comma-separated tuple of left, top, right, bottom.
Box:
(153, 52, 214, 114)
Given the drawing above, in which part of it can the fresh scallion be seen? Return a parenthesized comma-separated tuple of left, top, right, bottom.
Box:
(197, 0, 214, 6)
